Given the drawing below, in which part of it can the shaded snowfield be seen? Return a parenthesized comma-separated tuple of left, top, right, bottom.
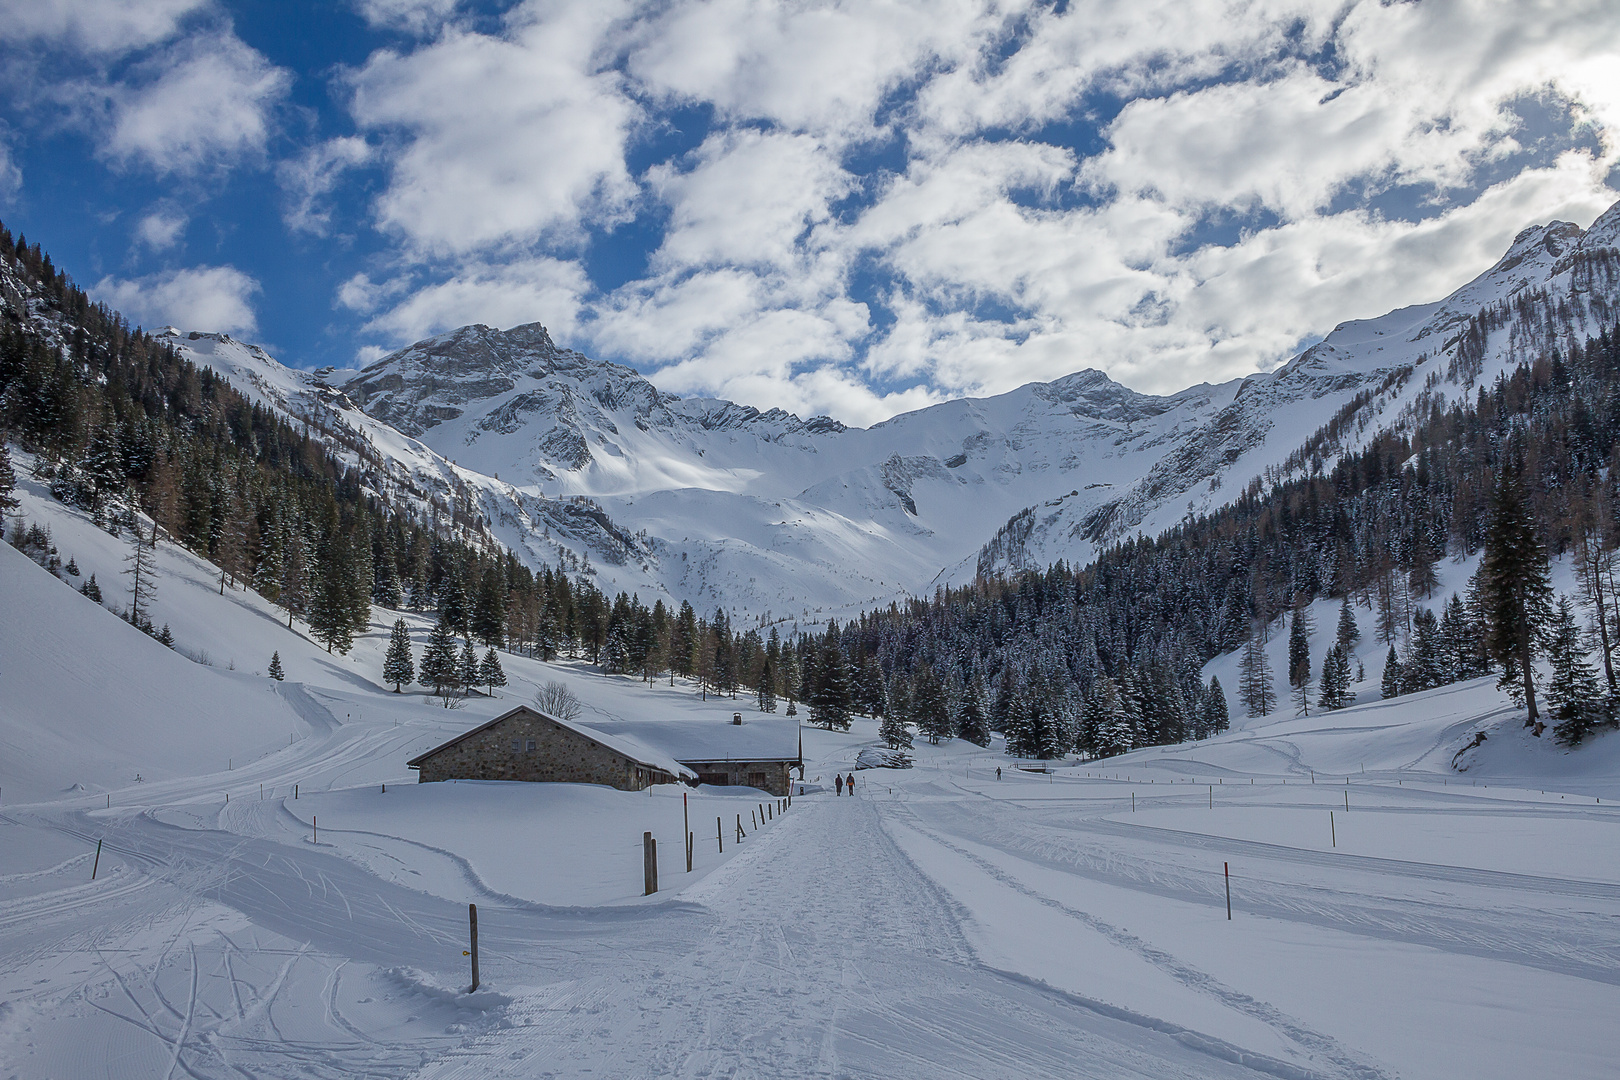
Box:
(3, 487, 1620, 1078)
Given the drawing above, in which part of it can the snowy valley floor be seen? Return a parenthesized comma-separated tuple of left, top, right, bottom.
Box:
(3, 701, 1619, 1080)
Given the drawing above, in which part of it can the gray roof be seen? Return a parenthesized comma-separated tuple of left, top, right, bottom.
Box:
(408, 705, 697, 780)
(580, 715, 800, 764)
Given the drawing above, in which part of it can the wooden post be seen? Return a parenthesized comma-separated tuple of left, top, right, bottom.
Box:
(684, 794, 691, 871)
(312, 815, 317, 844)
(468, 903, 479, 992)
(92, 838, 102, 880)
(1330, 811, 1336, 848)
(295, 784, 298, 799)
(1132, 792, 1135, 812)
(736, 814, 743, 842)
(1209, 786, 1212, 809)
(687, 832, 694, 872)
(1224, 862, 1231, 920)
(1345, 790, 1349, 811)
(643, 831, 658, 895)
(717, 816, 723, 854)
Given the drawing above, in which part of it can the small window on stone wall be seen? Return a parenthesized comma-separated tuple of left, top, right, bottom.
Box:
(526, 740, 536, 751)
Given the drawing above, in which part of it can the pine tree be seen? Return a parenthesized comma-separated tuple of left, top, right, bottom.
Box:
(309, 550, 355, 654)
(1480, 457, 1555, 724)
(1546, 596, 1606, 746)
(809, 636, 852, 730)
(1239, 630, 1275, 717)
(1404, 608, 1444, 692)
(912, 664, 954, 744)
(1381, 645, 1404, 699)
(268, 651, 284, 681)
(1336, 599, 1360, 652)
(383, 618, 415, 692)
(471, 566, 506, 648)
(878, 705, 913, 749)
(1288, 608, 1311, 716)
(80, 572, 102, 602)
(64, 556, 79, 577)
(158, 623, 173, 647)
(1202, 676, 1230, 735)
(957, 675, 992, 747)
(419, 617, 459, 695)
(458, 639, 480, 695)
(757, 658, 777, 712)
(480, 648, 507, 696)
(1318, 645, 1352, 709)
(0, 442, 16, 513)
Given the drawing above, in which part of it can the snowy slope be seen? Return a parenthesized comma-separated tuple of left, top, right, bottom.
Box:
(143, 200, 1620, 626)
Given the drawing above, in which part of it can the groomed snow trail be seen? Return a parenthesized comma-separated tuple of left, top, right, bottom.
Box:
(414, 792, 1290, 1080)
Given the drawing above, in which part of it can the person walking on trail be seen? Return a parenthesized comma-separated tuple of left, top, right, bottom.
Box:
(996, 766, 1002, 780)
(845, 772, 855, 795)
(836, 774, 844, 796)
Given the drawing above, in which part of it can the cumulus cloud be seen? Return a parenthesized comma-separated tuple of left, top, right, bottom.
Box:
(0, 140, 20, 202)
(347, 1, 639, 255)
(134, 206, 187, 250)
(351, 257, 590, 348)
(316, 0, 1620, 423)
(99, 31, 290, 176)
(278, 137, 372, 236)
(0, 0, 209, 56)
(353, 0, 458, 35)
(91, 265, 260, 335)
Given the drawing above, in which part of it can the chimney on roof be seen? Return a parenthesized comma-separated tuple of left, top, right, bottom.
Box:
(733, 712, 742, 725)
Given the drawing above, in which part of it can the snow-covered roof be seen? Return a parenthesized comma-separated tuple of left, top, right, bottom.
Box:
(581, 715, 800, 764)
(408, 706, 697, 781)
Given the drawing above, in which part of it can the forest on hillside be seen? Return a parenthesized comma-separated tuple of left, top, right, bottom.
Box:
(5, 220, 1619, 757)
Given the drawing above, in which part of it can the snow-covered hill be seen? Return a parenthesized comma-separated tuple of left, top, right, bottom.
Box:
(150, 200, 1620, 624)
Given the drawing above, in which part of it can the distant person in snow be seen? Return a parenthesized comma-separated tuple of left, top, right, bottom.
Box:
(996, 766, 1002, 780)
(846, 773, 855, 794)
(836, 774, 843, 795)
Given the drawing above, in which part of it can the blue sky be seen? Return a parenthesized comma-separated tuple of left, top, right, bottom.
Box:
(2, 0, 1618, 425)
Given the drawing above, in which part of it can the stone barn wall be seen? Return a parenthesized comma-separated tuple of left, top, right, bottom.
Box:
(684, 759, 793, 796)
(413, 707, 671, 790)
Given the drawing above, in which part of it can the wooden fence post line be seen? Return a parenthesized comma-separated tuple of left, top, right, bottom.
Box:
(468, 903, 479, 992)
(1224, 862, 1231, 920)
(92, 838, 102, 880)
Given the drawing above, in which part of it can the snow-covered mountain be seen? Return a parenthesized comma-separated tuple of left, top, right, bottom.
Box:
(161, 199, 1620, 624)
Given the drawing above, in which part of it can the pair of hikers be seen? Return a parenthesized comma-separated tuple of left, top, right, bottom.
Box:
(835, 772, 855, 796)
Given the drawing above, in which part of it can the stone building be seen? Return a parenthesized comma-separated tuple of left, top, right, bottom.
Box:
(407, 706, 800, 796)
(407, 705, 691, 790)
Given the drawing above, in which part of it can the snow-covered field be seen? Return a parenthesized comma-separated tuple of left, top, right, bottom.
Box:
(3, 484, 1620, 1078)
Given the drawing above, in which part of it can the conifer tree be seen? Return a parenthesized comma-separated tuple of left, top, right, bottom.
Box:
(878, 704, 913, 749)
(0, 441, 16, 513)
(80, 572, 102, 602)
(1546, 596, 1606, 746)
(268, 651, 284, 681)
(1202, 676, 1230, 735)
(1239, 630, 1275, 717)
(757, 658, 777, 712)
(1381, 645, 1404, 699)
(458, 639, 480, 695)
(480, 648, 507, 696)
(1336, 599, 1360, 652)
(419, 617, 459, 696)
(383, 618, 415, 692)
(309, 553, 355, 654)
(1480, 458, 1555, 723)
(1288, 609, 1311, 716)
(957, 675, 992, 747)
(471, 566, 506, 648)
(809, 634, 852, 730)
(64, 556, 78, 576)
(122, 521, 159, 629)
(1318, 645, 1352, 710)
(912, 664, 954, 744)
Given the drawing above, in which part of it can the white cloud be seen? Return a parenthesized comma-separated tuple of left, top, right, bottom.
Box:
(347, 1, 639, 255)
(354, 257, 590, 347)
(0, 0, 209, 56)
(0, 139, 20, 201)
(100, 31, 290, 176)
(352, 0, 458, 36)
(91, 265, 260, 335)
(134, 206, 187, 250)
(278, 136, 372, 236)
